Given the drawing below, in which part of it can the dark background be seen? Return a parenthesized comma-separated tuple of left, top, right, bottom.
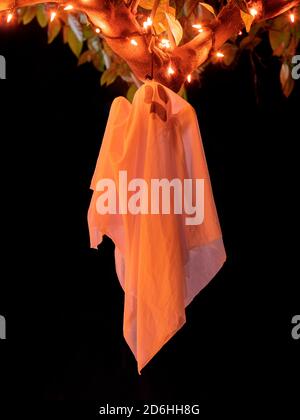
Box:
(0, 20, 299, 415)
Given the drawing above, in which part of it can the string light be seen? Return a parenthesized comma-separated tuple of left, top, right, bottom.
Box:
(64, 5, 74, 11)
(7, 12, 13, 23)
(192, 23, 204, 33)
(160, 38, 171, 49)
(289, 13, 295, 23)
(50, 12, 57, 22)
(130, 39, 138, 46)
(215, 51, 224, 58)
(187, 74, 192, 83)
(167, 65, 175, 75)
(238, 30, 243, 36)
(249, 8, 258, 17)
(95, 28, 101, 33)
(143, 17, 153, 30)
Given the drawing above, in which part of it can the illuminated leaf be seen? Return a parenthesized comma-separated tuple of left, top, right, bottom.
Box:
(36, 5, 48, 28)
(165, 12, 183, 45)
(67, 26, 83, 57)
(68, 15, 83, 43)
(240, 10, 255, 33)
(199, 3, 216, 16)
(48, 19, 62, 44)
(22, 7, 36, 25)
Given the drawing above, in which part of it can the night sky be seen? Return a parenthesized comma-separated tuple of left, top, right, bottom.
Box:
(0, 19, 299, 413)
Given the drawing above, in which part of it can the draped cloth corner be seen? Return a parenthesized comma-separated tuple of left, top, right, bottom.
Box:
(88, 81, 226, 374)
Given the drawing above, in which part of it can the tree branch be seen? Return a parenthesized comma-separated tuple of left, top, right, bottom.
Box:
(1, 0, 299, 91)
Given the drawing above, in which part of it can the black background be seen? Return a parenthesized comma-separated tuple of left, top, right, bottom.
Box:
(0, 20, 299, 415)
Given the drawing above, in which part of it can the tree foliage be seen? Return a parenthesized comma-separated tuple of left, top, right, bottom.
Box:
(6, 1, 300, 99)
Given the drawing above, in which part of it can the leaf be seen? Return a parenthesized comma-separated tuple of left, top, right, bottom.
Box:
(280, 63, 294, 97)
(240, 10, 255, 33)
(87, 36, 102, 53)
(165, 12, 183, 45)
(68, 15, 83, 43)
(82, 25, 95, 40)
(48, 19, 62, 44)
(269, 15, 291, 53)
(36, 5, 48, 28)
(222, 43, 238, 66)
(100, 68, 118, 86)
(67, 26, 83, 57)
(78, 50, 93, 65)
(199, 3, 216, 16)
(22, 7, 36, 25)
(126, 84, 138, 103)
(92, 52, 105, 72)
(139, 0, 168, 10)
(63, 25, 69, 44)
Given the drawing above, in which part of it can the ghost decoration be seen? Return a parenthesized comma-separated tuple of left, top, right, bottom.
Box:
(88, 81, 226, 374)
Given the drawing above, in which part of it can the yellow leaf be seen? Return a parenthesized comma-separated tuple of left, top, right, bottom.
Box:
(164, 12, 183, 45)
(199, 2, 216, 16)
(139, 0, 168, 10)
(240, 10, 255, 33)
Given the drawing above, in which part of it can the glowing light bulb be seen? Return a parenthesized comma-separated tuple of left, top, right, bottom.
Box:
(64, 5, 74, 11)
(290, 13, 295, 23)
(250, 8, 258, 17)
(187, 74, 192, 83)
(95, 28, 101, 33)
(160, 38, 171, 49)
(215, 51, 224, 58)
(167, 65, 175, 75)
(50, 12, 57, 22)
(192, 24, 202, 29)
(7, 12, 13, 23)
(238, 30, 243, 35)
(130, 39, 138, 46)
(143, 17, 153, 30)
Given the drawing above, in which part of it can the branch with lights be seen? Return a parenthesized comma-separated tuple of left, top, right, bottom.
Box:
(0, 0, 299, 96)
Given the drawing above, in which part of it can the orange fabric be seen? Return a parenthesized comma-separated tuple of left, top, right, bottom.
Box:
(88, 81, 226, 373)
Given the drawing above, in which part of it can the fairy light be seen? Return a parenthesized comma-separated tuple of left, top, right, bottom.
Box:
(187, 74, 192, 83)
(215, 51, 224, 58)
(192, 23, 204, 33)
(130, 39, 138, 46)
(289, 13, 295, 23)
(160, 38, 171, 49)
(249, 8, 258, 17)
(143, 17, 153, 30)
(95, 28, 101, 33)
(167, 65, 175, 76)
(50, 11, 57, 22)
(64, 4, 74, 11)
(7, 12, 13, 23)
(238, 30, 243, 35)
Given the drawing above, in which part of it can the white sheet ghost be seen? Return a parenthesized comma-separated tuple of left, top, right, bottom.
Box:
(88, 81, 226, 373)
